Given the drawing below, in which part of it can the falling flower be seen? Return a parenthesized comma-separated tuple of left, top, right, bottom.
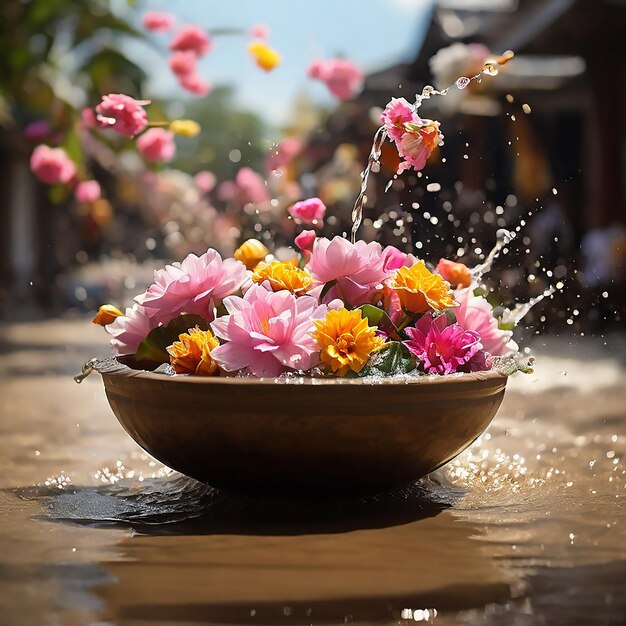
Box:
(313, 308, 385, 376)
(248, 40, 281, 71)
(136, 128, 176, 163)
(252, 261, 313, 296)
(95, 94, 149, 138)
(92, 304, 123, 326)
(75, 180, 101, 203)
(106, 304, 158, 355)
(249, 24, 270, 39)
(435, 258, 471, 288)
(380, 98, 415, 142)
(211, 285, 328, 377)
(168, 51, 197, 77)
(234, 238, 269, 270)
(194, 170, 216, 193)
(307, 58, 363, 100)
(294, 230, 316, 253)
(167, 326, 220, 376)
(403, 313, 490, 374)
(235, 167, 270, 204)
(391, 260, 456, 314)
(136, 249, 247, 324)
(30, 145, 76, 185)
(142, 11, 175, 32)
(169, 119, 201, 137)
(178, 73, 212, 96)
(288, 197, 326, 226)
(169, 25, 213, 57)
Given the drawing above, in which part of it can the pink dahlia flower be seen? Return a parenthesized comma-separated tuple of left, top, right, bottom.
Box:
(294, 229, 316, 252)
(288, 197, 326, 225)
(380, 98, 415, 142)
(236, 167, 270, 204)
(30, 145, 76, 185)
(142, 11, 175, 32)
(194, 170, 216, 193)
(169, 25, 213, 58)
(136, 249, 247, 324)
(95, 94, 149, 138)
(178, 73, 211, 96)
(136, 128, 176, 163)
(306, 236, 388, 307)
(75, 180, 101, 203)
(106, 304, 158, 356)
(169, 51, 197, 77)
(454, 288, 518, 356)
(211, 285, 328, 377)
(404, 313, 490, 375)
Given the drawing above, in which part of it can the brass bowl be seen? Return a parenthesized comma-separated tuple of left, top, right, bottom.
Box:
(97, 356, 508, 495)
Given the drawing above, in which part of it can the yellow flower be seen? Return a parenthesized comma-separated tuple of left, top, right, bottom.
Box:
(313, 308, 385, 376)
(169, 119, 201, 137)
(252, 260, 312, 296)
(391, 260, 456, 313)
(234, 238, 269, 270)
(167, 326, 220, 376)
(92, 304, 123, 326)
(248, 40, 281, 72)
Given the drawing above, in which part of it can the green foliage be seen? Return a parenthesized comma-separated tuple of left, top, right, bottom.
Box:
(359, 342, 417, 377)
(357, 304, 394, 331)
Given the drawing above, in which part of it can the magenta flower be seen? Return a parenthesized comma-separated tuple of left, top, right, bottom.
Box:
(75, 180, 101, 203)
(210, 285, 328, 377)
(380, 98, 415, 142)
(142, 11, 175, 32)
(169, 25, 213, 58)
(136, 128, 176, 163)
(80, 107, 97, 129)
(95, 94, 149, 138)
(178, 73, 211, 96)
(136, 249, 248, 324)
(404, 313, 490, 375)
(30, 145, 76, 185)
(236, 167, 269, 204)
(306, 236, 388, 307)
(453, 287, 518, 356)
(381, 245, 416, 272)
(307, 58, 363, 100)
(107, 304, 158, 356)
(169, 51, 197, 77)
(288, 197, 326, 226)
(294, 229, 316, 252)
(194, 170, 216, 193)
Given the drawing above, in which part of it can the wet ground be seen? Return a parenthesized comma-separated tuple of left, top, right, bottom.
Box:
(0, 319, 625, 625)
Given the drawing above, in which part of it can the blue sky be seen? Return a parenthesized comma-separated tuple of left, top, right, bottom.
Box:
(121, 0, 434, 125)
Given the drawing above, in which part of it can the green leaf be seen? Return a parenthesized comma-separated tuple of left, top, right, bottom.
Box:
(319, 279, 337, 302)
(359, 341, 417, 377)
(135, 315, 211, 364)
(357, 304, 393, 330)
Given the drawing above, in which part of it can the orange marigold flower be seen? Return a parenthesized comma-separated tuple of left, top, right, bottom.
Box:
(391, 260, 456, 313)
(234, 238, 269, 270)
(167, 326, 220, 376)
(252, 260, 313, 296)
(92, 304, 123, 326)
(313, 308, 385, 376)
(248, 40, 281, 72)
(434, 258, 471, 288)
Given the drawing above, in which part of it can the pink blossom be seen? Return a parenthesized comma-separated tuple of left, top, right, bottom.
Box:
(136, 128, 176, 163)
(382, 245, 416, 272)
(249, 24, 270, 39)
(169, 51, 197, 77)
(107, 304, 158, 356)
(210, 285, 328, 377)
(30, 145, 76, 185)
(306, 236, 388, 307)
(288, 197, 326, 226)
(294, 230, 316, 252)
(24, 120, 52, 141)
(453, 288, 518, 356)
(142, 11, 175, 32)
(265, 137, 302, 172)
(95, 94, 149, 138)
(380, 98, 415, 142)
(136, 249, 248, 324)
(178, 73, 212, 96)
(80, 107, 97, 129)
(194, 170, 216, 193)
(235, 167, 269, 204)
(75, 180, 101, 202)
(169, 25, 213, 58)
(404, 313, 490, 375)
(217, 180, 237, 201)
(308, 58, 363, 100)
(307, 59, 326, 80)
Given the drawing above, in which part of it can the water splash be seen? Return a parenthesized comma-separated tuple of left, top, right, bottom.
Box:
(470, 228, 515, 283)
(500, 285, 557, 327)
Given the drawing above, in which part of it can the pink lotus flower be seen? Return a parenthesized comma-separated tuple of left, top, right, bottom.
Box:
(308, 58, 363, 100)
(136, 128, 176, 163)
(142, 11, 175, 32)
(249, 24, 270, 39)
(194, 170, 216, 193)
(30, 145, 76, 185)
(453, 288, 518, 356)
(210, 285, 328, 377)
(288, 197, 326, 226)
(107, 304, 158, 355)
(169, 51, 197, 77)
(178, 73, 211, 96)
(169, 25, 213, 58)
(306, 236, 388, 307)
(75, 180, 101, 202)
(294, 230, 316, 252)
(236, 167, 270, 204)
(95, 94, 149, 138)
(136, 249, 247, 324)
(404, 313, 490, 375)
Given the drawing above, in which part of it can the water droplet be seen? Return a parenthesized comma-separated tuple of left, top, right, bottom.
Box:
(482, 62, 499, 76)
(522, 103, 532, 114)
(456, 76, 471, 90)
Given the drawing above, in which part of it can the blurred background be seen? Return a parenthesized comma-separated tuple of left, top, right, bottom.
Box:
(1, 0, 625, 335)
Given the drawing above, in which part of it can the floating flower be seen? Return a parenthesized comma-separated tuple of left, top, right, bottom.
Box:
(142, 11, 175, 32)
(95, 94, 149, 138)
(169, 119, 201, 137)
(380, 98, 415, 142)
(106, 304, 158, 355)
(92, 304, 123, 326)
(234, 238, 269, 270)
(169, 25, 213, 57)
(178, 73, 211, 96)
(454, 287, 518, 356)
(306, 236, 388, 307)
(288, 197, 326, 226)
(249, 24, 270, 39)
(168, 51, 197, 77)
(75, 180, 101, 203)
(403, 313, 490, 375)
(252, 261, 313, 296)
(136, 249, 247, 324)
(211, 285, 328, 377)
(236, 167, 270, 204)
(30, 145, 76, 185)
(294, 230, 316, 253)
(313, 308, 385, 376)
(391, 260, 456, 313)
(307, 58, 363, 100)
(194, 170, 216, 193)
(167, 326, 220, 376)
(136, 128, 176, 163)
(248, 40, 281, 71)
(435, 258, 471, 288)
